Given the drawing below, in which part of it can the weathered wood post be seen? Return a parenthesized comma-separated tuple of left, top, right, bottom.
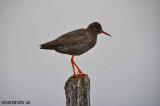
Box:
(64, 75, 90, 106)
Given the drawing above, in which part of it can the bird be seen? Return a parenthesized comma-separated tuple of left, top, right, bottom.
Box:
(40, 22, 111, 78)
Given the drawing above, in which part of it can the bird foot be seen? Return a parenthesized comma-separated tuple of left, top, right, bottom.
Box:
(77, 71, 87, 76)
(78, 72, 88, 76)
(81, 73, 88, 76)
(73, 73, 87, 78)
(73, 74, 79, 78)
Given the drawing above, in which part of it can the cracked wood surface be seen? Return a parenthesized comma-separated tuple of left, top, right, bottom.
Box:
(64, 75, 90, 106)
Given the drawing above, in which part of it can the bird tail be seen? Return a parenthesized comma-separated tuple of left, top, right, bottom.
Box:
(40, 44, 55, 50)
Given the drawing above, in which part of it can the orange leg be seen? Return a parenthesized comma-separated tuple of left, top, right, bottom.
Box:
(71, 54, 87, 77)
(72, 60, 87, 75)
(71, 54, 79, 78)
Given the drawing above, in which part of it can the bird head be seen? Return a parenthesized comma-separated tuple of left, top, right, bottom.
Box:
(87, 22, 111, 37)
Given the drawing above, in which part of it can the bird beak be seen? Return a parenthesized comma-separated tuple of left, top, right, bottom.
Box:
(100, 30, 111, 37)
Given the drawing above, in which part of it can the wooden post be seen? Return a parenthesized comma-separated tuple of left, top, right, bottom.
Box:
(64, 75, 90, 106)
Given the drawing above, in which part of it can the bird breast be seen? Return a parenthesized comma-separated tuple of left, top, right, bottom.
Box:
(55, 32, 98, 55)
(85, 32, 97, 49)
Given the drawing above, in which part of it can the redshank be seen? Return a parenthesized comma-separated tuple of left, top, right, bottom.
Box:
(40, 22, 111, 78)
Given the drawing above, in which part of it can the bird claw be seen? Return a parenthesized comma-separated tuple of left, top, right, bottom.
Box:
(78, 71, 87, 76)
(73, 74, 79, 78)
(82, 73, 88, 76)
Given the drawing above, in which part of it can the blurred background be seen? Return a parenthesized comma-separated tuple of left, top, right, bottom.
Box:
(0, 0, 160, 106)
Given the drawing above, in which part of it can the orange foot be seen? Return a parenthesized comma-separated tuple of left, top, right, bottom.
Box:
(73, 74, 79, 78)
(71, 54, 87, 78)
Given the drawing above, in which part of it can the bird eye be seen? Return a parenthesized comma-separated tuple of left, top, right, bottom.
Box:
(94, 26, 97, 28)
(94, 26, 100, 30)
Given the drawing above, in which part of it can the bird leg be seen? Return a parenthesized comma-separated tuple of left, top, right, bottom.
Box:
(73, 62, 87, 75)
(71, 54, 87, 77)
(71, 54, 79, 78)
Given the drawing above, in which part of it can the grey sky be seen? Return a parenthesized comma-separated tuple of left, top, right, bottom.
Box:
(0, 0, 160, 106)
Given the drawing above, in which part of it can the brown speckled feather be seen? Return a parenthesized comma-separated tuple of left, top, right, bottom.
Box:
(40, 22, 110, 55)
(40, 28, 87, 49)
(40, 22, 111, 78)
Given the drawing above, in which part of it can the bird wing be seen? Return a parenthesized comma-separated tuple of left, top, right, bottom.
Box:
(42, 28, 87, 47)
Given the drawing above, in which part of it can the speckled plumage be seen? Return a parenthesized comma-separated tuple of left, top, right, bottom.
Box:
(40, 22, 111, 78)
(40, 22, 109, 55)
(54, 31, 97, 55)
